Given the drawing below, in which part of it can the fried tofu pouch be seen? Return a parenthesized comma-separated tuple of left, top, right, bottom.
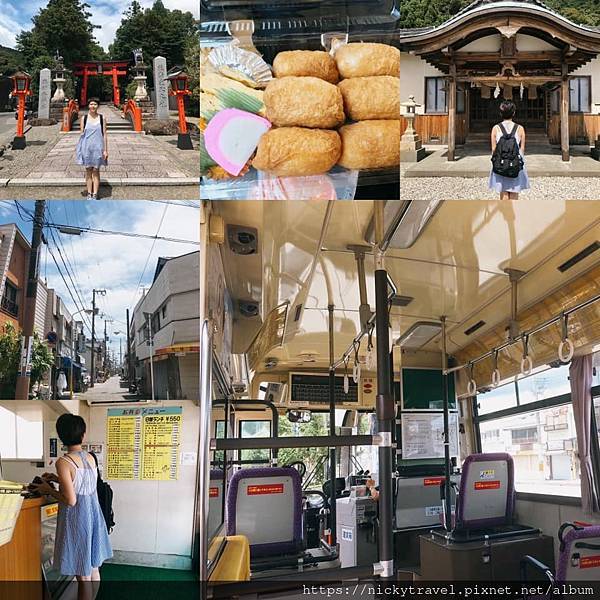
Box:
(338, 120, 400, 169)
(338, 76, 400, 121)
(253, 127, 342, 176)
(264, 77, 345, 129)
(335, 43, 400, 78)
(272, 50, 339, 83)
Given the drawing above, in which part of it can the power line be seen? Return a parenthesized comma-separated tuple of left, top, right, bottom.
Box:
(44, 222, 199, 245)
(130, 202, 170, 309)
(46, 218, 91, 328)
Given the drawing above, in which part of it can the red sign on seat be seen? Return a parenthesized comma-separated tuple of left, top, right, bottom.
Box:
(474, 481, 501, 490)
(247, 483, 284, 495)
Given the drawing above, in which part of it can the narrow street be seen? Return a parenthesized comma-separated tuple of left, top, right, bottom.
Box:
(75, 375, 137, 401)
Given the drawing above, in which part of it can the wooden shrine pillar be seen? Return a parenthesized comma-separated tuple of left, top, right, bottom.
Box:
(112, 68, 120, 107)
(560, 62, 570, 161)
(447, 63, 457, 161)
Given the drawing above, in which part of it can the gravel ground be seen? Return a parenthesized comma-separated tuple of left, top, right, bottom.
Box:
(400, 172, 600, 201)
(0, 123, 62, 178)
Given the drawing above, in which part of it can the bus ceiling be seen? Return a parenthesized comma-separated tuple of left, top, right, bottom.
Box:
(203, 200, 600, 391)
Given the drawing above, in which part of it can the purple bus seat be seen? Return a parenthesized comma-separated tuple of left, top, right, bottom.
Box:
(455, 453, 515, 530)
(226, 467, 303, 558)
(521, 522, 600, 598)
(556, 522, 600, 582)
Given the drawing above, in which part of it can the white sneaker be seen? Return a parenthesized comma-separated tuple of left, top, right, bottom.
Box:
(86, 193, 93, 200)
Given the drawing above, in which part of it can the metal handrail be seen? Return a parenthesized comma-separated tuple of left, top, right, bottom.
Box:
(198, 320, 212, 583)
(445, 292, 600, 376)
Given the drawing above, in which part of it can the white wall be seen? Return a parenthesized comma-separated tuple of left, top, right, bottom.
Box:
(516, 497, 600, 565)
(573, 57, 600, 114)
(87, 401, 199, 560)
(400, 53, 444, 114)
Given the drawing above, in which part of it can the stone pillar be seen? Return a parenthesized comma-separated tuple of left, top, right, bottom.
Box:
(38, 68, 51, 119)
(153, 56, 169, 120)
(592, 135, 600, 160)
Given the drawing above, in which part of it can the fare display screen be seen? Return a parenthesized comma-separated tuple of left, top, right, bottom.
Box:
(290, 373, 359, 404)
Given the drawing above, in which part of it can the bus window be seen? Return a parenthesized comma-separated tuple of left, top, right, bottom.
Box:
(279, 413, 329, 485)
(239, 420, 271, 464)
(518, 364, 571, 405)
(480, 402, 580, 497)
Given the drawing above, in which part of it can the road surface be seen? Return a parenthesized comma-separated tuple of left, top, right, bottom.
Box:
(76, 375, 137, 402)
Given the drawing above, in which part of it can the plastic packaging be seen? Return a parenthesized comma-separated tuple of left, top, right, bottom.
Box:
(200, 166, 359, 200)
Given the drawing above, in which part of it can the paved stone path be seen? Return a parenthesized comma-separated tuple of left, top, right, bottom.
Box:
(0, 105, 199, 199)
(403, 144, 600, 178)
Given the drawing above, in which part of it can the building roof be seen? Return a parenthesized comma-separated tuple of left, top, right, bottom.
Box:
(400, 0, 600, 37)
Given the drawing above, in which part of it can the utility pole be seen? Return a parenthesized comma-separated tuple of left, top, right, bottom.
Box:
(126, 308, 134, 387)
(104, 318, 113, 377)
(90, 289, 106, 388)
(15, 200, 45, 400)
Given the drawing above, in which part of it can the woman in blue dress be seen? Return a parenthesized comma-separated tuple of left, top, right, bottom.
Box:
(488, 100, 530, 200)
(76, 97, 108, 200)
(32, 414, 112, 600)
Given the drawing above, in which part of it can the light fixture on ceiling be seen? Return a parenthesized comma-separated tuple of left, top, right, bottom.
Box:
(395, 321, 442, 349)
(365, 200, 443, 250)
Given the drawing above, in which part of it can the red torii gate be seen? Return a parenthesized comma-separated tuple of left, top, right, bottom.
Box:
(72, 61, 129, 107)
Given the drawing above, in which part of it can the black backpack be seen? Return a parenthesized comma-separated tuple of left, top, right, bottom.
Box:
(491, 123, 523, 178)
(90, 451, 115, 534)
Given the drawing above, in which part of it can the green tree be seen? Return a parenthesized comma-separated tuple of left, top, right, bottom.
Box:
(278, 414, 330, 486)
(0, 322, 54, 399)
(15, 0, 105, 100)
(400, 0, 600, 28)
(109, 0, 196, 90)
(0, 46, 24, 76)
(184, 34, 199, 117)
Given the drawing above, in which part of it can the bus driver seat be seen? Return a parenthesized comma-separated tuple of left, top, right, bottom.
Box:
(226, 467, 303, 559)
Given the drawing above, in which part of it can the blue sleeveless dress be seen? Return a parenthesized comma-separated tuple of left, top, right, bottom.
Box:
(76, 116, 107, 168)
(488, 121, 530, 194)
(53, 451, 113, 576)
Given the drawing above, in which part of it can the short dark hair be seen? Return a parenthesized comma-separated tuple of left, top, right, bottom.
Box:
(499, 100, 516, 119)
(88, 97, 100, 105)
(56, 414, 86, 446)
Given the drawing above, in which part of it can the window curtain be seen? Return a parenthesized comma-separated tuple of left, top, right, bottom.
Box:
(570, 354, 599, 514)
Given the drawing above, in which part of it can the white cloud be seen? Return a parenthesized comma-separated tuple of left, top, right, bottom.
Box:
(41, 200, 199, 353)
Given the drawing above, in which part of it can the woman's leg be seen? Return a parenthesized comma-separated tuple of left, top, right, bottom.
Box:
(76, 575, 92, 600)
(92, 168, 100, 197)
(85, 168, 93, 194)
(499, 191, 509, 200)
(509, 192, 519, 200)
(91, 567, 101, 600)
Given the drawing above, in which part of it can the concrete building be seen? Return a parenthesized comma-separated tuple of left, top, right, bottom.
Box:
(132, 251, 199, 399)
(0, 224, 30, 331)
(0, 223, 48, 335)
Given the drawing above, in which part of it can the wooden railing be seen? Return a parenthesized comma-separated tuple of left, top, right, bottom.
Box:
(123, 99, 143, 132)
(62, 100, 79, 132)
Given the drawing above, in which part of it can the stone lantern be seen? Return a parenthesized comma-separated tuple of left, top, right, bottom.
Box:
(400, 95, 426, 162)
(50, 51, 70, 120)
(131, 48, 149, 101)
(52, 51, 67, 102)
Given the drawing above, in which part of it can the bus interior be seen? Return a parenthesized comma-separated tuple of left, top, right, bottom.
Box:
(201, 199, 600, 598)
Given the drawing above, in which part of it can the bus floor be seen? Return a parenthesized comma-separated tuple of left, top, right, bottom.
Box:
(96, 563, 197, 600)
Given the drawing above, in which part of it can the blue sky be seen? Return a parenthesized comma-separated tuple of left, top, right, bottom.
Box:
(0, 0, 199, 50)
(0, 200, 199, 355)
